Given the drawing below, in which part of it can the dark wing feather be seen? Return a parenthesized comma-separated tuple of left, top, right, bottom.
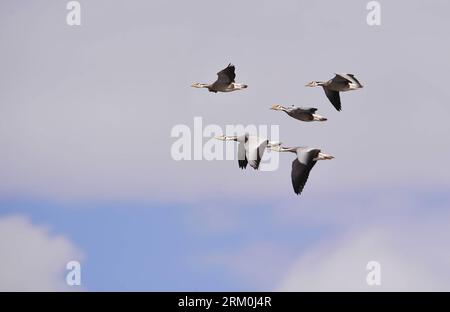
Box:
(332, 74, 351, 83)
(215, 63, 235, 85)
(347, 74, 363, 87)
(238, 142, 247, 169)
(291, 150, 319, 195)
(288, 107, 317, 121)
(323, 87, 341, 111)
(292, 107, 317, 114)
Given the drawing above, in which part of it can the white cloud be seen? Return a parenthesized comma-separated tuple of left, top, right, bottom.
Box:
(274, 198, 450, 292)
(277, 227, 450, 291)
(0, 215, 84, 291)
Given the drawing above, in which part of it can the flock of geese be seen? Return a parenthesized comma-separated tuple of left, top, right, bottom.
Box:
(191, 64, 363, 195)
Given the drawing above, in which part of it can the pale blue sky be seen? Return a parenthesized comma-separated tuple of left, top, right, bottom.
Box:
(0, 0, 449, 291)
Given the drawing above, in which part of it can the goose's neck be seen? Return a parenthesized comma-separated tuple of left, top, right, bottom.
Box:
(192, 83, 211, 89)
(284, 147, 298, 153)
(272, 146, 297, 153)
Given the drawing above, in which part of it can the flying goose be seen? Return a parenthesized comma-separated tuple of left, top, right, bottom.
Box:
(216, 134, 280, 170)
(305, 73, 363, 111)
(270, 104, 327, 122)
(270, 145, 334, 195)
(191, 63, 248, 93)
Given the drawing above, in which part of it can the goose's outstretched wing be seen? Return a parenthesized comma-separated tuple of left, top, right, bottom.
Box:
(336, 73, 363, 87)
(287, 107, 318, 121)
(246, 137, 268, 170)
(291, 107, 317, 114)
(238, 142, 248, 169)
(215, 63, 236, 85)
(323, 87, 341, 111)
(291, 148, 320, 195)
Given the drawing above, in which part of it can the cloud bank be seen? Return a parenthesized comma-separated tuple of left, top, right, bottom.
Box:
(0, 215, 83, 291)
(277, 226, 450, 291)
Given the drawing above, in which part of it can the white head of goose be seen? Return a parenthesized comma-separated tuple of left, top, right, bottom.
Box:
(191, 63, 248, 93)
(270, 104, 327, 122)
(305, 73, 363, 111)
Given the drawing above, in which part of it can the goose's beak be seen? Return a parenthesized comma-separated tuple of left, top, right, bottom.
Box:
(270, 105, 279, 110)
(215, 135, 226, 141)
(313, 153, 334, 161)
(269, 145, 282, 152)
(267, 141, 282, 149)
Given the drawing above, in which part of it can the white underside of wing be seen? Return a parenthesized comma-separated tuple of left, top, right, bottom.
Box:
(246, 136, 267, 161)
(297, 147, 317, 165)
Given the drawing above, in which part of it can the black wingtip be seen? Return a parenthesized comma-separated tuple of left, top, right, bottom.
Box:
(332, 102, 342, 111)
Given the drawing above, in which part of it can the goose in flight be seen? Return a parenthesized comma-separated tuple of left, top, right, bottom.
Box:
(270, 104, 327, 122)
(191, 63, 248, 93)
(270, 145, 334, 195)
(305, 73, 363, 111)
(216, 134, 280, 170)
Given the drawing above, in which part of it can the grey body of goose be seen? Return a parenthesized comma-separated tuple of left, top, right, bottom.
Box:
(191, 63, 248, 93)
(216, 133, 281, 170)
(270, 104, 327, 122)
(270, 146, 334, 195)
(305, 73, 363, 111)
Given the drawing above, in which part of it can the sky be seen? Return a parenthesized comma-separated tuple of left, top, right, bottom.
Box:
(0, 0, 449, 291)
